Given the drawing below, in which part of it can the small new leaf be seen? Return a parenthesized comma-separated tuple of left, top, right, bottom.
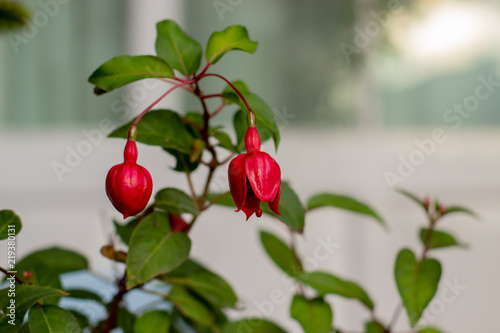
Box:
(290, 295, 333, 333)
(206, 25, 258, 65)
(0, 209, 21, 240)
(420, 228, 466, 250)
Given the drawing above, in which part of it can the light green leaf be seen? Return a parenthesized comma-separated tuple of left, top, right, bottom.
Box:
(298, 271, 374, 310)
(290, 295, 333, 333)
(223, 80, 249, 95)
(212, 130, 238, 153)
(260, 231, 301, 277)
(223, 319, 286, 333)
(206, 25, 258, 64)
(0, 285, 67, 331)
(418, 327, 445, 333)
(28, 304, 81, 333)
(223, 91, 280, 150)
(154, 188, 199, 216)
(0, 210, 21, 240)
(395, 248, 442, 327)
(127, 211, 191, 288)
(396, 188, 429, 212)
(420, 228, 466, 250)
(366, 321, 386, 333)
(155, 20, 202, 76)
(134, 310, 171, 333)
(441, 206, 477, 219)
(88, 55, 174, 93)
(307, 193, 385, 228)
(167, 286, 214, 326)
(167, 270, 237, 308)
(109, 109, 194, 154)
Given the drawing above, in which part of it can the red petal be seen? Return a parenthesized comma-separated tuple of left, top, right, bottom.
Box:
(268, 185, 282, 216)
(228, 154, 247, 210)
(245, 152, 281, 202)
(241, 190, 262, 220)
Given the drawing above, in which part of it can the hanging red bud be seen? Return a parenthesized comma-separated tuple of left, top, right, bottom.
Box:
(106, 139, 153, 219)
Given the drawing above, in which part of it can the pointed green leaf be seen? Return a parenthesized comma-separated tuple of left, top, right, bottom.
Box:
(0, 285, 66, 331)
(366, 321, 386, 333)
(262, 182, 305, 232)
(65, 289, 103, 303)
(114, 218, 137, 246)
(109, 109, 195, 154)
(395, 248, 442, 327)
(260, 231, 302, 277)
(0, 210, 21, 240)
(154, 188, 199, 216)
(167, 270, 237, 308)
(419, 327, 445, 333)
(298, 271, 374, 310)
(88, 55, 174, 93)
(206, 25, 258, 65)
(223, 319, 286, 333)
(223, 91, 280, 150)
(127, 211, 191, 288)
(420, 228, 466, 250)
(134, 310, 171, 333)
(155, 20, 202, 76)
(165, 148, 200, 173)
(396, 188, 429, 212)
(307, 193, 385, 227)
(119, 306, 136, 333)
(441, 206, 477, 219)
(70, 310, 90, 329)
(212, 130, 238, 153)
(290, 295, 333, 333)
(28, 304, 81, 333)
(167, 286, 214, 326)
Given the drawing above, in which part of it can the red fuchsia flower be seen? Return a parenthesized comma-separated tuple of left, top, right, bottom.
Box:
(228, 124, 281, 220)
(106, 139, 153, 219)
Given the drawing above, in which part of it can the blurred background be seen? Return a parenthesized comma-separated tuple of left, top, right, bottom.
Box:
(1, 0, 499, 332)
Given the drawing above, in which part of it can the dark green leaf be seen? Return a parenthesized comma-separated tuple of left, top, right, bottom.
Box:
(163, 259, 207, 278)
(155, 20, 202, 76)
(28, 304, 81, 333)
(0, 2, 29, 31)
(307, 193, 385, 228)
(167, 286, 214, 326)
(366, 321, 386, 333)
(223, 319, 286, 333)
(260, 231, 301, 277)
(109, 110, 194, 154)
(118, 306, 136, 333)
(88, 55, 174, 93)
(154, 188, 199, 216)
(66, 289, 103, 303)
(233, 109, 247, 152)
(114, 218, 137, 246)
(262, 182, 305, 232)
(298, 271, 374, 310)
(134, 310, 171, 333)
(167, 270, 237, 308)
(70, 310, 90, 329)
(212, 130, 238, 153)
(165, 148, 200, 173)
(420, 228, 466, 250)
(223, 91, 280, 150)
(419, 327, 445, 333)
(0, 285, 66, 330)
(127, 211, 191, 288)
(206, 25, 258, 65)
(0, 210, 21, 240)
(441, 206, 477, 219)
(396, 189, 429, 212)
(290, 295, 333, 333)
(395, 248, 442, 327)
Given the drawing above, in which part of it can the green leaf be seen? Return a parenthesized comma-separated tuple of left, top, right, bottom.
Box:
(298, 271, 374, 310)
(396, 189, 429, 212)
(366, 321, 386, 333)
(165, 149, 200, 173)
(420, 228, 466, 250)
(0, 285, 66, 331)
(264, 182, 306, 232)
(109, 110, 194, 154)
(290, 295, 333, 333)
(223, 81, 249, 95)
(167, 271, 237, 308)
(0, 210, 21, 240)
(127, 211, 191, 288)
(223, 91, 280, 150)
(0, 1, 29, 32)
(395, 248, 442, 327)
(212, 130, 238, 153)
(28, 304, 82, 333)
(233, 109, 247, 152)
(88, 55, 174, 93)
(114, 218, 137, 246)
(441, 205, 477, 219)
(134, 310, 171, 333)
(307, 193, 385, 228)
(70, 310, 90, 329)
(154, 188, 199, 216)
(155, 20, 202, 76)
(419, 327, 445, 333)
(206, 25, 258, 65)
(167, 286, 214, 326)
(66, 289, 103, 303)
(260, 231, 301, 277)
(119, 306, 136, 333)
(223, 319, 286, 333)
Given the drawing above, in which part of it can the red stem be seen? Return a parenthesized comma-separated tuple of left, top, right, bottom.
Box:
(211, 103, 226, 117)
(198, 62, 212, 77)
(202, 93, 223, 99)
